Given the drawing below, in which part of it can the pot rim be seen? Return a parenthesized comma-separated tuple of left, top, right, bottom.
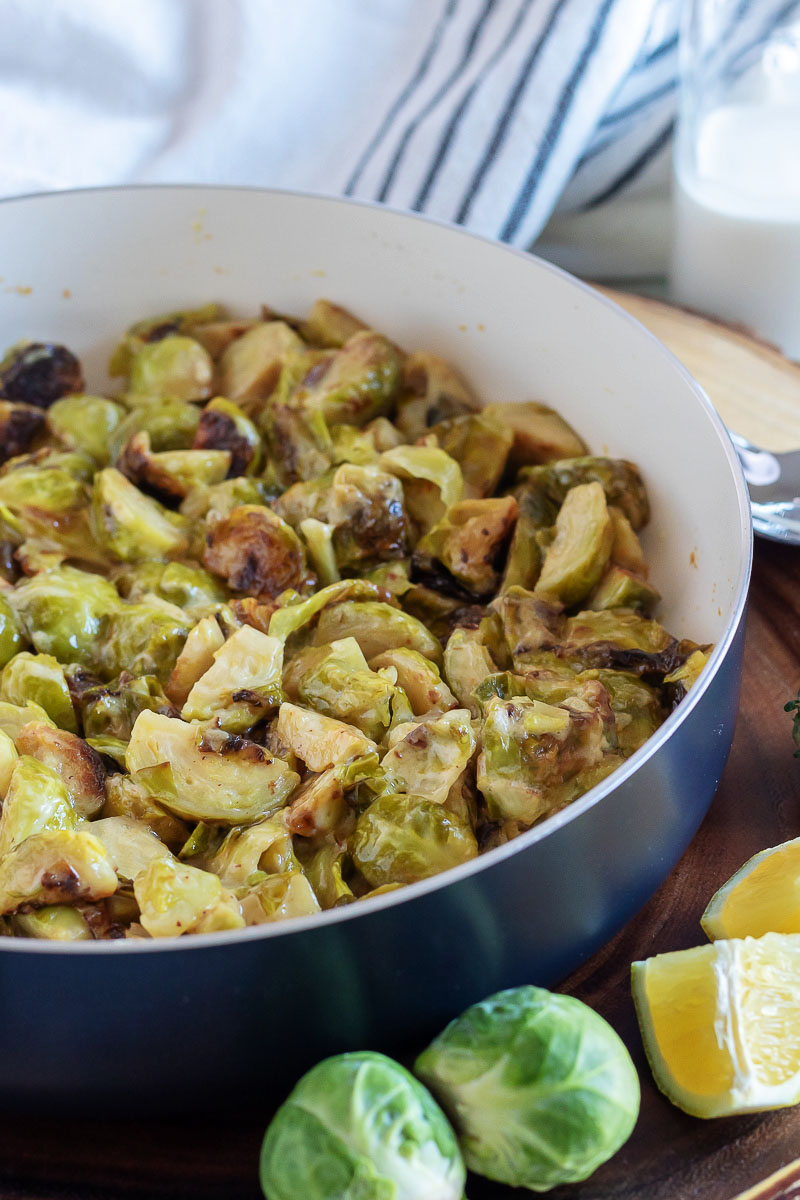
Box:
(0, 183, 754, 955)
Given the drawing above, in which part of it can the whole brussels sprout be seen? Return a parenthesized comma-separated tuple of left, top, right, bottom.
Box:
(47, 394, 126, 465)
(0, 593, 25, 668)
(128, 334, 213, 401)
(0, 340, 83, 408)
(107, 397, 201, 462)
(98, 599, 191, 683)
(8, 566, 120, 666)
(350, 792, 477, 888)
(112, 560, 228, 614)
(415, 985, 640, 1192)
(260, 1051, 466, 1200)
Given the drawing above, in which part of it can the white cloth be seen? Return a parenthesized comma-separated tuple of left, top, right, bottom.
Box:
(0, 0, 796, 278)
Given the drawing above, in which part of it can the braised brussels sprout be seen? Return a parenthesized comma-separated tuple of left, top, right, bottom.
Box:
(217, 321, 304, 408)
(113, 560, 228, 615)
(128, 334, 214, 401)
(193, 396, 263, 476)
(302, 839, 355, 908)
(489, 586, 565, 668)
(117, 431, 231, 502)
(413, 496, 518, 599)
(415, 985, 639, 1191)
(260, 1051, 466, 1200)
(98, 598, 191, 684)
(295, 637, 408, 742)
(268, 578, 393, 644)
(72, 669, 178, 741)
(0, 593, 25, 668)
(126, 710, 300, 824)
(477, 695, 605, 824)
(0, 401, 46, 465)
(241, 870, 321, 924)
(47, 394, 126, 465)
(261, 367, 334, 486)
(89, 815, 172, 881)
(12, 905, 92, 941)
(608, 504, 648, 575)
(108, 303, 223, 377)
(369, 647, 457, 716)
(500, 476, 559, 592)
(8, 566, 119, 666)
(557, 609, 678, 674)
(310, 331, 400, 427)
(0, 699, 55, 742)
(181, 624, 284, 732)
(133, 856, 243, 937)
(276, 702, 377, 772)
(396, 350, 479, 439)
(15, 721, 105, 818)
(0, 651, 78, 732)
(102, 770, 189, 850)
(0, 755, 75, 856)
(534, 482, 613, 607)
(0, 728, 17, 796)
(0, 828, 117, 914)
(179, 475, 278, 523)
(166, 615, 226, 707)
(300, 298, 368, 348)
(107, 397, 201, 462)
(484, 400, 587, 469)
(421, 410, 513, 499)
(443, 628, 497, 717)
(589, 565, 661, 614)
(285, 768, 349, 838)
(203, 504, 311, 598)
(92, 468, 191, 562)
(0, 341, 83, 408)
(351, 792, 477, 887)
(381, 709, 476, 806)
(519, 456, 650, 531)
(205, 812, 298, 887)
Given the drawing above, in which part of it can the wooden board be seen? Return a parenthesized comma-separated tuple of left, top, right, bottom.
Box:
(597, 285, 800, 452)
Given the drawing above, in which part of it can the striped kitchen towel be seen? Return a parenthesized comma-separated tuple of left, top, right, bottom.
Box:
(1, 0, 797, 258)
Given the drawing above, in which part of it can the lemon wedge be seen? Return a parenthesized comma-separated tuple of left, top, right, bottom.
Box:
(631, 933, 800, 1117)
(701, 837, 800, 940)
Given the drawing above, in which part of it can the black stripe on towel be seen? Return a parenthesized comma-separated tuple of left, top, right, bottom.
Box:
(583, 117, 674, 208)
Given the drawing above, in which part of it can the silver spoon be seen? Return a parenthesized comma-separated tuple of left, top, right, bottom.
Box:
(730, 431, 800, 543)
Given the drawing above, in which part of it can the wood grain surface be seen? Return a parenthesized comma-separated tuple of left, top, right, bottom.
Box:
(1, 537, 799, 1199)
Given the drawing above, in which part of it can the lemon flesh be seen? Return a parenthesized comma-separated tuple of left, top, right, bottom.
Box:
(632, 933, 800, 1118)
(701, 837, 800, 940)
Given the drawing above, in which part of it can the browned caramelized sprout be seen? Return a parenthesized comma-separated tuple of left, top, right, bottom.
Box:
(0, 297, 707, 939)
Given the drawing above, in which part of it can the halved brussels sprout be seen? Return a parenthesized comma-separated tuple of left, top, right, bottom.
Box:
(15, 722, 106, 818)
(314, 601, 443, 666)
(519, 457, 649, 531)
(395, 350, 479, 439)
(0, 453, 101, 566)
(89, 815, 173, 881)
(276, 702, 377, 772)
(309, 331, 400, 428)
(181, 624, 284, 732)
(608, 505, 648, 576)
(588, 565, 660, 614)
(477, 695, 605, 824)
(534, 482, 613, 607)
(0, 755, 75, 856)
(0, 341, 83, 408)
(593, 669, 664, 756)
(191, 318, 260, 360)
(12, 905, 91, 940)
(8, 566, 120, 666)
(380, 445, 464, 533)
(217, 321, 304, 408)
(240, 871, 321, 924)
(0, 652, 77, 732)
(443, 628, 497, 717)
(133, 857, 243, 937)
(285, 768, 350, 838)
(0, 828, 117, 915)
(126, 710, 300, 824)
(102, 771, 189, 851)
(302, 839, 355, 908)
(179, 474, 278, 523)
(413, 496, 518, 599)
(193, 396, 263, 477)
(118, 430, 231, 502)
(0, 401, 46, 465)
(558, 609, 678, 674)
(166, 614, 226, 707)
(0, 593, 25, 668)
(98, 598, 191, 684)
(420, 410, 514, 499)
(92, 468, 191, 562)
(380, 709, 476, 806)
(369, 647, 457, 716)
(113, 560, 228, 614)
(330, 418, 402, 465)
(108, 303, 223, 377)
(261, 373, 334, 486)
(489, 586, 565, 669)
(128, 334, 214, 401)
(350, 792, 477, 887)
(295, 636, 408, 742)
(299, 518, 339, 586)
(300, 299, 368, 348)
(0, 700, 55, 742)
(484, 400, 587, 469)
(204, 812, 298, 888)
(47, 394, 126, 465)
(203, 504, 311, 599)
(71, 668, 178, 741)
